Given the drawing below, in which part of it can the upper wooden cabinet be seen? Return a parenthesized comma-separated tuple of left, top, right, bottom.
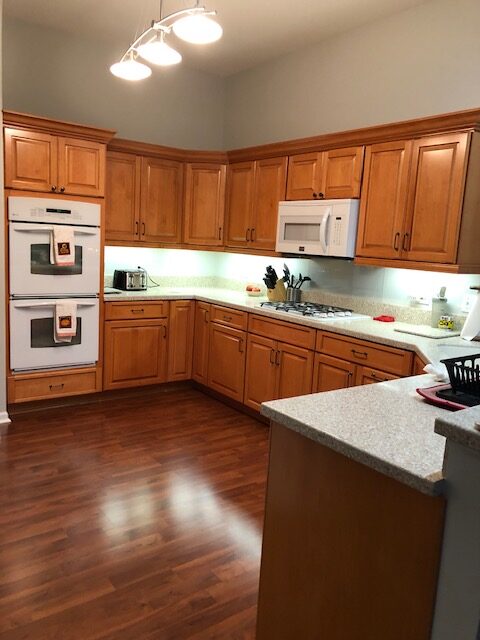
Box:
(5, 128, 106, 197)
(226, 157, 287, 251)
(286, 146, 364, 200)
(184, 163, 226, 246)
(356, 131, 480, 272)
(105, 152, 184, 244)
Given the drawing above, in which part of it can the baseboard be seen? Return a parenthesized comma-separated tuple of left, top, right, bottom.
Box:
(0, 410, 11, 425)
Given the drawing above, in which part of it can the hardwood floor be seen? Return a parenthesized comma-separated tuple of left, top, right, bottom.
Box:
(0, 386, 269, 639)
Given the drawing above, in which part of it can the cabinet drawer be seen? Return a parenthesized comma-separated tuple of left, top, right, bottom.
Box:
(211, 305, 248, 330)
(105, 301, 169, 320)
(355, 366, 399, 386)
(249, 314, 316, 350)
(316, 331, 412, 376)
(8, 368, 99, 403)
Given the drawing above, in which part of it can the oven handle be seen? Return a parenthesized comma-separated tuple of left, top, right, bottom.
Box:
(319, 209, 331, 254)
(12, 226, 98, 236)
(12, 301, 97, 308)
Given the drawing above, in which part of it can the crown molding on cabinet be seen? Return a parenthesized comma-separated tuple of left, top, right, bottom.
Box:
(108, 137, 228, 164)
(3, 110, 116, 144)
(227, 107, 480, 162)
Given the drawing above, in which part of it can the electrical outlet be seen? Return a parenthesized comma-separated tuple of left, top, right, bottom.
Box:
(461, 293, 476, 313)
(409, 295, 430, 306)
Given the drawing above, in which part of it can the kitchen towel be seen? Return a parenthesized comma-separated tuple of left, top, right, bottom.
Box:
(50, 225, 75, 266)
(54, 301, 77, 343)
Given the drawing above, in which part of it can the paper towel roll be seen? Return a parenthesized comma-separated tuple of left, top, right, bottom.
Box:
(461, 292, 480, 341)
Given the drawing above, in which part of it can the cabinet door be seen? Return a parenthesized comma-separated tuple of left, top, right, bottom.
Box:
(276, 343, 313, 400)
(168, 300, 194, 381)
(104, 319, 168, 390)
(105, 151, 141, 242)
(57, 137, 105, 197)
(312, 353, 355, 393)
(225, 161, 255, 247)
(251, 157, 287, 250)
(244, 334, 277, 411)
(184, 163, 226, 246)
(356, 140, 412, 259)
(286, 152, 324, 200)
(4, 128, 57, 192)
(141, 157, 184, 243)
(207, 323, 246, 402)
(192, 302, 210, 384)
(355, 366, 398, 386)
(323, 146, 364, 198)
(404, 133, 469, 264)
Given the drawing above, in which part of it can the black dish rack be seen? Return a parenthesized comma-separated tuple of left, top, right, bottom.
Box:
(436, 353, 480, 407)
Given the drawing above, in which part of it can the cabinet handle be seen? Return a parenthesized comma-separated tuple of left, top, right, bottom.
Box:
(130, 308, 144, 314)
(238, 338, 244, 353)
(318, 192, 324, 199)
(51, 185, 57, 192)
(312, 192, 318, 199)
(218, 226, 222, 240)
(393, 232, 400, 251)
(49, 383, 64, 391)
(135, 221, 139, 236)
(275, 350, 281, 366)
(162, 325, 167, 339)
(351, 349, 368, 359)
(246, 228, 251, 241)
(205, 311, 209, 323)
(370, 372, 387, 381)
(251, 228, 256, 242)
(223, 315, 233, 322)
(60, 186, 65, 193)
(270, 349, 276, 365)
(402, 232, 410, 252)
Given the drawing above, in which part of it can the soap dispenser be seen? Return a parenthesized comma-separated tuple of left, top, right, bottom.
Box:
(431, 287, 448, 328)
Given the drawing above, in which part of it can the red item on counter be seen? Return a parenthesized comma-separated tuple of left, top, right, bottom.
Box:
(373, 315, 395, 322)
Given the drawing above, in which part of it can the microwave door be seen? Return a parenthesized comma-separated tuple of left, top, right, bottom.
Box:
(9, 223, 100, 296)
(277, 210, 331, 255)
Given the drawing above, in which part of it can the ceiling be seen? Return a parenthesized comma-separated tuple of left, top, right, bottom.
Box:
(3, 0, 430, 76)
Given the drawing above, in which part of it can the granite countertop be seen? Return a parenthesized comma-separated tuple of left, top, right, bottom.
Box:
(261, 375, 449, 496)
(435, 406, 480, 453)
(104, 286, 479, 365)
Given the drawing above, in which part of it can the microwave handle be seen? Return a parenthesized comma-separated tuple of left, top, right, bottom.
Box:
(13, 300, 97, 309)
(13, 226, 98, 236)
(319, 210, 331, 254)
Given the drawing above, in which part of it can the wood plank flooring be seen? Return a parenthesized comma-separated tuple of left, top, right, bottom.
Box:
(0, 386, 269, 639)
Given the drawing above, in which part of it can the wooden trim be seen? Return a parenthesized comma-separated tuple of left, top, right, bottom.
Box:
(3, 110, 115, 143)
(108, 137, 228, 163)
(228, 107, 480, 162)
(353, 255, 480, 273)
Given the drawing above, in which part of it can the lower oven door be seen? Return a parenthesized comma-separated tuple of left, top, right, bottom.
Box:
(10, 298, 99, 372)
(9, 222, 100, 297)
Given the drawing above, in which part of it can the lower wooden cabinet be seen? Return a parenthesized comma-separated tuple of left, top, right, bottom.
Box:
(192, 302, 210, 384)
(8, 367, 101, 403)
(313, 353, 355, 393)
(244, 334, 313, 411)
(207, 322, 246, 402)
(355, 366, 399, 386)
(167, 300, 194, 381)
(104, 318, 168, 390)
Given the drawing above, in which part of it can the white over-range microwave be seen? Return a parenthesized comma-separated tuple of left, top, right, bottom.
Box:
(275, 199, 359, 257)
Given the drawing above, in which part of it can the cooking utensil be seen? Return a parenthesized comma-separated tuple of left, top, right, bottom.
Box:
(283, 263, 291, 284)
(263, 277, 275, 290)
(266, 266, 278, 285)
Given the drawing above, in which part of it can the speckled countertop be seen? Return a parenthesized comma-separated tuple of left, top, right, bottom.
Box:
(104, 287, 479, 365)
(435, 406, 480, 454)
(261, 375, 450, 496)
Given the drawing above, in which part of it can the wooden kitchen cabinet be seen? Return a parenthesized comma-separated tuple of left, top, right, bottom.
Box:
(184, 163, 226, 246)
(276, 342, 313, 400)
(207, 323, 246, 402)
(286, 146, 364, 200)
(192, 302, 210, 384)
(104, 318, 168, 390)
(226, 157, 287, 251)
(105, 151, 141, 241)
(355, 366, 399, 386)
(5, 128, 105, 197)
(313, 353, 355, 393)
(168, 300, 194, 381)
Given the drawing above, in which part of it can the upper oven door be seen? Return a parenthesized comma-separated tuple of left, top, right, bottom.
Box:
(9, 222, 100, 296)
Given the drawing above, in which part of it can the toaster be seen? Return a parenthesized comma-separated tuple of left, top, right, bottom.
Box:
(113, 269, 147, 291)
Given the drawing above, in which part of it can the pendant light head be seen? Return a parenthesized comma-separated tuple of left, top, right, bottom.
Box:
(110, 51, 152, 81)
(137, 32, 182, 66)
(172, 11, 223, 45)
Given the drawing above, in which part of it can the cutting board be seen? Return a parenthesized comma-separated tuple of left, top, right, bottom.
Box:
(394, 323, 460, 339)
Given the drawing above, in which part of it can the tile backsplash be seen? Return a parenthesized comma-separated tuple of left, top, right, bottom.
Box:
(104, 246, 480, 318)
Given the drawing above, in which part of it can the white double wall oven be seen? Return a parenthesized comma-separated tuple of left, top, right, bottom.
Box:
(9, 197, 101, 372)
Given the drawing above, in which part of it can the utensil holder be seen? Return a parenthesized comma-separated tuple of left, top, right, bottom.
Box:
(286, 287, 301, 303)
(267, 280, 287, 302)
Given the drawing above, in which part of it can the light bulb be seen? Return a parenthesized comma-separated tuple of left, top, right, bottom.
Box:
(110, 56, 152, 81)
(172, 14, 223, 45)
(137, 36, 182, 66)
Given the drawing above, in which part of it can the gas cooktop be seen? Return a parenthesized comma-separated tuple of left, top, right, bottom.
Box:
(259, 301, 367, 320)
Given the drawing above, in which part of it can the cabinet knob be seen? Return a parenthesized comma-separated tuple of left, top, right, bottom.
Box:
(318, 192, 324, 199)
(51, 185, 57, 192)
(60, 186, 65, 193)
(312, 192, 318, 199)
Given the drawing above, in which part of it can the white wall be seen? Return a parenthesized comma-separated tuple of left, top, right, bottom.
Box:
(224, 0, 480, 147)
(3, 17, 225, 149)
